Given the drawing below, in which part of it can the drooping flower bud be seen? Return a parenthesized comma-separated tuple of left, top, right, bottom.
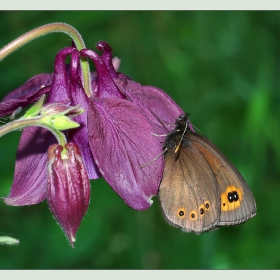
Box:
(40, 103, 84, 130)
(47, 143, 90, 247)
(41, 115, 81, 130)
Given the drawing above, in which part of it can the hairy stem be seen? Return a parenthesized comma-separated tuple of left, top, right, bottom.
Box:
(0, 116, 67, 147)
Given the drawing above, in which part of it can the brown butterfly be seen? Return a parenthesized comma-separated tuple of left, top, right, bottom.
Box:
(159, 114, 256, 234)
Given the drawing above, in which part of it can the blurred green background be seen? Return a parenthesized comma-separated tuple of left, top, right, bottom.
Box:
(0, 11, 279, 269)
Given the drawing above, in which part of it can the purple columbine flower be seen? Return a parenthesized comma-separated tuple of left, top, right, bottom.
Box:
(2, 47, 99, 207)
(1, 41, 183, 213)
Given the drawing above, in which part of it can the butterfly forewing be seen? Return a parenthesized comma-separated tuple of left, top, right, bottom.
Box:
(159, 136, 220, 234)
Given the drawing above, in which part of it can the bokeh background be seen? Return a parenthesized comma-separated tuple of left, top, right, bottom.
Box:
(0, 11, 279, 269)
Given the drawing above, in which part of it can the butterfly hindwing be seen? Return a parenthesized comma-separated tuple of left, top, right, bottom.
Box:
(186, 132, 257, 225)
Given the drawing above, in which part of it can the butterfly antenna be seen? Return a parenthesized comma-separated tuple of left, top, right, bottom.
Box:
(151, 132, 169, 137)
(191, 123, 200, 133)
(10, 106, 22, 120)
(139, 148, 167, 168)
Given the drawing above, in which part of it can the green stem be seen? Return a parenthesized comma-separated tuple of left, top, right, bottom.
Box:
(0, 116, 67, 147)
(0, 22, 92, 97)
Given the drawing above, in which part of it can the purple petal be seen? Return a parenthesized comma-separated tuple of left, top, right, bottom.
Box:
(3, 127, 56, 206)
(68, 49, 101, 179)
(115, 75, 184, 135)
(88, 97, 164, 210)
(141, 85, 184, 129)
(0, 82, 51, 117)
(1, 73, 53, 102)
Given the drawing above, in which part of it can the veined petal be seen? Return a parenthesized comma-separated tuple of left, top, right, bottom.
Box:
(88, 97, 164, 210)
(115, 75, 184, 135)
(1, 73, 53, 102)
(3, 127, 56, 206)
(0, 82, 51, 117)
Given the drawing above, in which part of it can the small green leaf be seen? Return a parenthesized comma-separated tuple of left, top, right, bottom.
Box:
(0, 236, 20, 245)
(23, 94, 46, 119)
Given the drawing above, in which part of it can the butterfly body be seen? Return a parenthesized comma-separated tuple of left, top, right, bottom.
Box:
(159, 114, 256, 234)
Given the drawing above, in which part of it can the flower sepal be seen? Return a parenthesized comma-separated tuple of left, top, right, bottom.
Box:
(40, 104, 84, 130)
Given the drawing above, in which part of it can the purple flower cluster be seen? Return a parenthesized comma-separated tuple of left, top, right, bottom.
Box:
(0, 41, 183, 245)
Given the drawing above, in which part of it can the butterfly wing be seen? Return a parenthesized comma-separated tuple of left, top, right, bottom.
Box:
(159, 136, 220, 234)
(186, 133, 257, 226)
